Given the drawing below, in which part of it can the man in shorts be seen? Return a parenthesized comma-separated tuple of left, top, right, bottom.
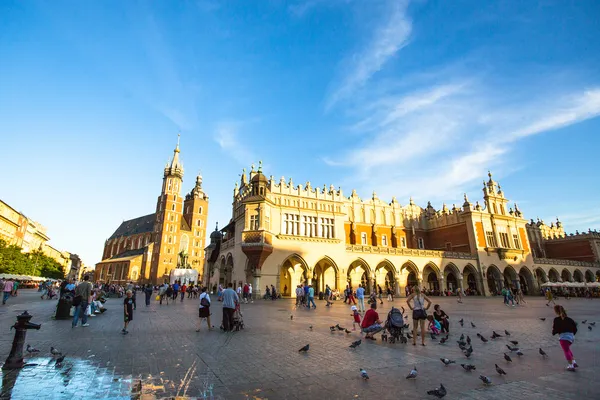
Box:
(360, 302, 383, 340)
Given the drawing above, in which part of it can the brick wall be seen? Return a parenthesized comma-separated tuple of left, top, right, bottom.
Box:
(544, 239, 595, 262)
(426, 223, 472, 253)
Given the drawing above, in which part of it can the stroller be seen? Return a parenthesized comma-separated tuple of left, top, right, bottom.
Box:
(232, 303, 244, 331)
(384, 307, 407, 344)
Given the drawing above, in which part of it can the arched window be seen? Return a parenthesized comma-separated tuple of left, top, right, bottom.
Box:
(173, 194, 176, 201)
(172, 204, 176, 211)
(493, 204, 498, 214)
(198, 206, 203, 214)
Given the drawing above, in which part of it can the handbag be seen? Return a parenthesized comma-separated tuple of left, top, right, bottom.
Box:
(155, 295, 160, 301)
(72, 295, 82, 307)
(200, 294, 210, 307)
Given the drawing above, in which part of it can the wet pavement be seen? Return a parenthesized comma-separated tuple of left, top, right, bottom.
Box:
(0, 290, 599, 399)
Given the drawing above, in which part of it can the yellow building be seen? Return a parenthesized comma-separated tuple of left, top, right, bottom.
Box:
(205, 165, 600, 297)
(0, 200, 25, 246)
(95, 140, 209, 284)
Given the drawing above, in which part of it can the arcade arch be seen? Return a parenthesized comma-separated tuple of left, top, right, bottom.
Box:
(462, 264, 481, 295)
(443, 263, 460, 292)
(503, 266, 518, 289)
(279, 254, 309, 297)
(548, 268, 559, 282)
(573, 269, 584, 283)
(585, 270, 595, 283)
(561, 269, 572, 283)
(347, 259, 372, 294)
(518, 267, 535, 295)
(374, 260, 397, 293)
(422, 263, 440, 292)
(486, 265, 503, 295)
(313, 257, 339, 294)
(400, 261, 419, 295)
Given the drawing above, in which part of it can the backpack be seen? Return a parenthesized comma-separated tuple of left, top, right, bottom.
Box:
(200, 294, 210, 307)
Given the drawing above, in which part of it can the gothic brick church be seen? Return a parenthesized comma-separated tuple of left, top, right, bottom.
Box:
(95, 140, 209, 284)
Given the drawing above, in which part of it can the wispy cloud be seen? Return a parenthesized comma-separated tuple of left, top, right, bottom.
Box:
(214, 121, 256, 166)
(325, 0, 412, 110)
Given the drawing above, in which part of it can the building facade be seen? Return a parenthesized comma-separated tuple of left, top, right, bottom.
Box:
(95, 141, 209, 284)
(204, 165, 600, 297)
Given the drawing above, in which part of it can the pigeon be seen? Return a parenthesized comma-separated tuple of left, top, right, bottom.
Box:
(309, 325, 313, 331)
(430, 333, 437, 341)
(381, 331, 388, 342)
(471, 322, 476, 328)
(495, 364, 507, 375)
(439, 336, 448, 344)
(459, 318, 464, 327)
(479, 375, 492, 385)
(492, 331, 502, 339)
(509, 340, 518, 345)
(466, 336, 471, 345)
(506, 345, 519, 352)
(539, 318, 546, 321)
(464, 347, 473, 358)
(55, 354, 66, 364)
(406, 366, 418, 379)
(590, 322, 596, 326)
(505, 330, 511, 336)
(516, 350, 524, 356)
(290, 315, 294, 320)
(504, 353, 512, 362)
(349, 339, 362, 349)
(330, 326, 336, 332)
(345, 329, 351, 334)
(459, 334, 465, 341)
(360, 368, 369, 380)
(476, 333, 481, 338)
(26, 344, 40, 354)
(50, 347, 62, 356)
(479, 335, 488, 343)
(539, 348, 548, 357)
(427, 383, 447, 398)
(457, 340, 467, 347)
(336, 324, 344, 331)
(440, 358, 456, 366)
(298, 344, 309, 352)
(588, 326, 592, 331)
(582, 320, 587, 324)
(461, 363, 476, 371)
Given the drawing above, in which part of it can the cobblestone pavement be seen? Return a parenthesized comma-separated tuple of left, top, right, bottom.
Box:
(0, 290, 598, 399)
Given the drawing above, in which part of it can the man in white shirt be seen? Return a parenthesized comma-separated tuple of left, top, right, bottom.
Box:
(248, 284, 253, 303)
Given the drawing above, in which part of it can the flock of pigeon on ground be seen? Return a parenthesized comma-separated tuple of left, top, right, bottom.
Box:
(297, 315, 596, 398)
(25, 344, 65, 366)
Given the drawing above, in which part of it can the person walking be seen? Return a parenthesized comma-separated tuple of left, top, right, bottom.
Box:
(248, 283, 253, 303)
(172, 282, 180, 302)
(552, 305, 578, 371)
(295, 285, 304, 307)
(325, 284, 332, 307)
(377, 284, 384, 305)
(242, 283, 249, 304)
(407, 286, 432, 346)
(180, 284, 187, 302)
(197, 287, 212, 331)
(347, 285, 357, 305)
(72, 275, 93, 328)
(306, 284, 316, 309)
(221, 283, 239, 332)
(144, 284, 153, 306)
(2, 278, 13, 305)
(356, 284, 365, 313)
(386, 286, 394, 302)
(122, 290, 134, 334)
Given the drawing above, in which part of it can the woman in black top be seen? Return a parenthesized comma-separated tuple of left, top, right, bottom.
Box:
(433, 304, 450, 333)
(552, 305, 578, 371)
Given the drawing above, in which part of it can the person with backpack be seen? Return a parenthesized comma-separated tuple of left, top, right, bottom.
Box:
(197, 287, 212, 331)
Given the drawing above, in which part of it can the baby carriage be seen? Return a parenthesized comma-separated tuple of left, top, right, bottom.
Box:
(384, 307, 407, 344)
(232, 303, 244, 331)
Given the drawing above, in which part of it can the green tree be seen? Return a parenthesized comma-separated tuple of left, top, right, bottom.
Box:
(0, 239, 65, 279)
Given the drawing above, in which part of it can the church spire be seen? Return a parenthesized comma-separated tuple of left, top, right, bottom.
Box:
(164, 133, 184, 179)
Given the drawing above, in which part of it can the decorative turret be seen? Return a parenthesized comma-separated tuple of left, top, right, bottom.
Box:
(187, 173, 207, 200)
(164, 134, 184, 179)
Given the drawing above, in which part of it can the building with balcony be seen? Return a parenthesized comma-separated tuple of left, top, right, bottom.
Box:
(204, 165, 600, 297)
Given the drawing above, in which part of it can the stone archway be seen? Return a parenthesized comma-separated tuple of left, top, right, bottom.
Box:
(585, 270, 595, 283)
(313, 257, 339, 295)
(534, 268, 548, 286)
(374, 260, 397, 295)
(561, 269, 572, 283)
(518, 267, 535, 295)
(462, 264, 482, 295)
(422, 263, 440, 292)
(573, 269, 584, 283)
(503, 266, 518, 290)
(400, 261, 419, 296)
(348, 259, 372, 294)
(486, 265, 503, 295)
(444, 263, 460, 292)
(280, 254, 309, 298)
(548, 268, 559, 282)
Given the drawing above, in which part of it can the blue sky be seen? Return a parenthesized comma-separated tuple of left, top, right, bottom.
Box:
(1, 0, 599, 266)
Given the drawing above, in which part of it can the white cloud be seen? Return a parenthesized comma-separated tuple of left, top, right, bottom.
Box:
(325, 0, 412, 110)
(213, 121, 256, 166)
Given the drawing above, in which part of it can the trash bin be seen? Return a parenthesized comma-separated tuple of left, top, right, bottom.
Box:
(55, 291, 73, 320)
(318, 292, 324, 300)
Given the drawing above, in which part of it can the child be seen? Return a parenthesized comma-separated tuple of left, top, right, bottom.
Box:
(122, 290, 134, 335)
(427, 315, 441, 335)
(351, 305, 361, 331)
(552, 305, 578, 371)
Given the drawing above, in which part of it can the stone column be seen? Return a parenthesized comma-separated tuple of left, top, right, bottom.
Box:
(253, 273, 261, 300)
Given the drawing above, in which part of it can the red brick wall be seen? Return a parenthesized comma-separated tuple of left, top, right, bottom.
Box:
(426, 223, 472, 253)
(344, 222, 353, 244)
(544, 239, 595, 262)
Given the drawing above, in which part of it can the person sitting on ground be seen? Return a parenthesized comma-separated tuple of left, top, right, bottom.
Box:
(360, 302, 383, 340)
(427, 314, 441, 335)
(433, 304, 450, 333)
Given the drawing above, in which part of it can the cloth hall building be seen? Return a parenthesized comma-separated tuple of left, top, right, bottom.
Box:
(204, 164, 600, 297)
(95, 141, 209, 284)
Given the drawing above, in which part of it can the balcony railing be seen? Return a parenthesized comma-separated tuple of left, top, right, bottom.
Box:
(241, 230, 273, 247)
(533, 257, 600, 268)
(346, 245, 477, 260)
